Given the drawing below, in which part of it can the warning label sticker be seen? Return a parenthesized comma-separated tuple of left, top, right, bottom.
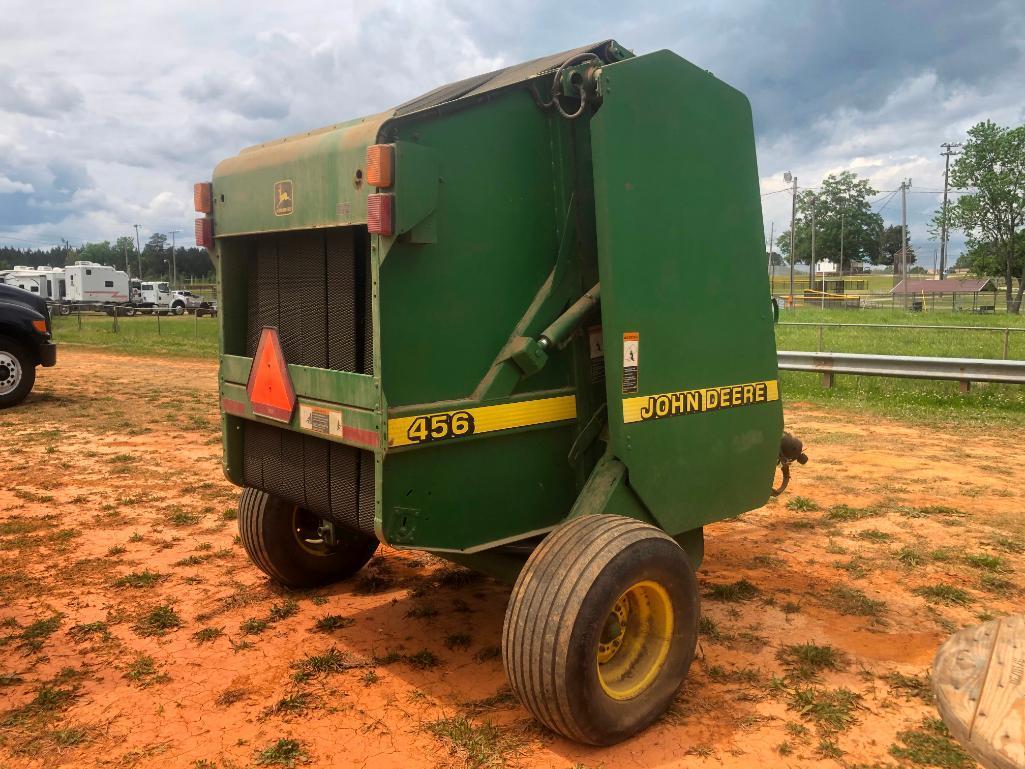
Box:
(622, 332, 639, 394)
(588, 326, 604, 384)
(299, 404, 343, 437)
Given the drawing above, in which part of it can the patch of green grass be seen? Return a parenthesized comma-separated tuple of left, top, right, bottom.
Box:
(823, 585, 886, 617)
(777, 643, 847, 681)
(789, 686, 861, 732)
(752, 554, 785, 568)
(124, 655, 170, 686)
(268, 600, 299, 621)
(884, 671, 933, 702)
(133, 604, 183, 637)
(914, 584, 973, 606)
(889, 717, 974, 768)
(167, 509, 201, 526)
(106, 545, 127, 557)
(254, 737, 309, 767)
(113, 569, 164, 588)
(52, 726, 89, 747)
(445, 633, 472, 650)
(354, 572, 393, 594)
(825, 504, 876, 522)
(988, 535, 1023, 554)
(173, 554, 209, 567)
(264, 692, 317, 717)
(425, 716, 522, 769)
(313, 614, 354, 632)
(979, 573, 1016, 595)
(221, 507, 238, 521)
(406, 604, 439, 619)
(473, 646, 501, 663)
(67, 621, 108, 642)
(436, 567, 483, 588)
(816, 738, 843, 759)
(241, 617, 270, 635)
(20, 614, 62, 652)
(192, 627, 224, 644)
(407, 649, 441, 670)
(51, 314, 219, 360)
(1, 672, 24, 686)
(964, 553, 1007, 571)
(856, 529, 893, 542)
(290, 648, 363, 683)
(786, 496, 820, 512)
(704, 578, 760, 602)
(833, 556, 871, 580)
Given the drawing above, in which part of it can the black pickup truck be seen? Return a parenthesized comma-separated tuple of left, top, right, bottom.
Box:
(0, 283, 57, 407)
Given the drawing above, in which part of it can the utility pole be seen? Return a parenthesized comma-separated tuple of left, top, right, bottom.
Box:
(169, 229, 181, 288)
(939, 142, 962, 280)
(122, 240, 131, 282)
(784, 172, 797, 305)
(900, 178, 911, 308)
(134, 224, 143, 278)
(810, 195, 822, 306)
(767, 221, 775, 287)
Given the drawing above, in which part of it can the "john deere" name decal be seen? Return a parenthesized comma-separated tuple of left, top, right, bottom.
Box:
(622, 379, 778, 424)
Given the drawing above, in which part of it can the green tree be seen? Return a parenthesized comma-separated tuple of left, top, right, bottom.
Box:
(947, 120, 1025, 312)
(878, 224, 916, 267)
(113, 236, 137, 274)
(141, 233, 168, 279)
(777, 172, 883, 272)
(78, 240, 115, 265)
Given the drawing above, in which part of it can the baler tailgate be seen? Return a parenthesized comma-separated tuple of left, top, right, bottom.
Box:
(590, 51, 784, 534)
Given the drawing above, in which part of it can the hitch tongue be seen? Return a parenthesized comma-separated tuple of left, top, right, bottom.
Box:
(771, 431, 807, 496)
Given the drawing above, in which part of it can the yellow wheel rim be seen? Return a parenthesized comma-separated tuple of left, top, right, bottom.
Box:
(597, 580, 674, 701)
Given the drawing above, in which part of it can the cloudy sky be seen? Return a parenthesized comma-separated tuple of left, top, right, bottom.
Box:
(1, 0, 1023, 263)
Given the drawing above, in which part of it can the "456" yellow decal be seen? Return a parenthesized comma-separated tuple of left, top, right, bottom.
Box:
(406, 410, 475, 444)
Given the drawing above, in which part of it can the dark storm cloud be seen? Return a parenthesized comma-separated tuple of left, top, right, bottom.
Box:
(0, 0, 1021, 257)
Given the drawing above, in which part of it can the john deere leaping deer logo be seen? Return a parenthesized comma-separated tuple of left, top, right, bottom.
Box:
(273, 180, 294, 216)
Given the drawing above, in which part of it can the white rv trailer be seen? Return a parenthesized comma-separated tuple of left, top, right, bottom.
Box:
(63, 261, 130, 304)
(1, 266, 66, 299)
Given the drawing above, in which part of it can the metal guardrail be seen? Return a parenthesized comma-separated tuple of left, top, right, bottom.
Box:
(777, 350, 1025, 392)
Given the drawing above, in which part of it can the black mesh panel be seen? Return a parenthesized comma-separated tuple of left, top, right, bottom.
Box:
(242, 421, 373, 535)
(240, 226, 374, 536)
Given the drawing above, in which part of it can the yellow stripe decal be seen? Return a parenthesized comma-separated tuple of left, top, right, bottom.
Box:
(388, 395, 577, 448)
(622, 379, 779, 424)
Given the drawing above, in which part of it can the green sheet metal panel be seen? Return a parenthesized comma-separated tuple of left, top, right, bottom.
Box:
(375, 89, 587, 551)
(590, 50, 783, 535)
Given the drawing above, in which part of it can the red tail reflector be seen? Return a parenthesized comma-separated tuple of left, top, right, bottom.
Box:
(367, 193, 394, 236)
(246, 328, 297, 423)
(366, 144, 394, 187)
(194, 182, 213, 213)
(195, 217, 213, 249)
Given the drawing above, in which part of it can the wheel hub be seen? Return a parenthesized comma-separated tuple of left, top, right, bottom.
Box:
(596, 580, 674, 701)
(0, 353, 21, 396)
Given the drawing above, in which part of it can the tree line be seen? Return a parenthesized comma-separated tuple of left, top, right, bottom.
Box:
(0, 233, 214, 284)
(774, 119, 1025, 312)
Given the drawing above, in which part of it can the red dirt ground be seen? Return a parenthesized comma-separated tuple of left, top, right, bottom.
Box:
(2, 348, 1020, 768)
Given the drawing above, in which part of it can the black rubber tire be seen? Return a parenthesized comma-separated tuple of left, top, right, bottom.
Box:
(502, 514, 699, 745)
(58, 305, 71, 316)
(0, 336, 36, 409)
(237, 487, 378, 589)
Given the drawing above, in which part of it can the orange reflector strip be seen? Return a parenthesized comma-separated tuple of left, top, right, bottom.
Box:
(367, 193, 394, 236)
(31, 319, 47, 333)
(366, 144, 394, 187)
(246, 328, 297, 423)
(194, 182, 213, 213)
(195, 217, 213, 249)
